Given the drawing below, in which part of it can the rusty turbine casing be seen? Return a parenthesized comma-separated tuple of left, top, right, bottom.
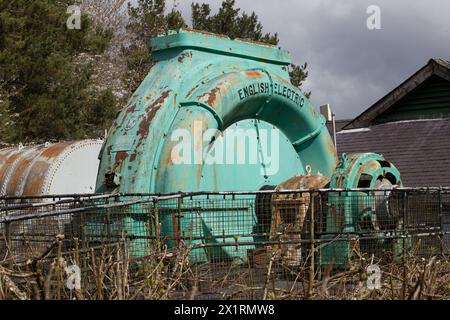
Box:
(0, 140, 103, 197)
(0, 140, 103, 261)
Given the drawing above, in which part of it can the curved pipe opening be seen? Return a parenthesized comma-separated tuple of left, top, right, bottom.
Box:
(166, 69, 337, 189)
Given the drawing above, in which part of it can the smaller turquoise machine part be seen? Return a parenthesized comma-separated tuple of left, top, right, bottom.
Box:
(321, 153, 403, 266)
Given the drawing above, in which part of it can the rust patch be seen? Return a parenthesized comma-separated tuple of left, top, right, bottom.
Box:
(0, 150, 23, 183)
(40, 143, 67, 159)
(0, 148, 17, 162)
(137, 107, 159, 140)
(139, 91, 170, 136)
(22, 161, 49, 196)
(114, 151, 128, 164)
(177, 51, 193, 63)
(130, 153, 137, 162)
(115, 104, 136, 130)
(135, 91, 171, 150)
(274, 175, 330, 195)
(167, 149, 173, 166)
(146, 90, 170, 113)
(186, 83, 201, 98)
(197, 87, 220, 106)
(0, 144, 75, 196)
(245, 70, 263, 78)
(7, 155, 36, 195)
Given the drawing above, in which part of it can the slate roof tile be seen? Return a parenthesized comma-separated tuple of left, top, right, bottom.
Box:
(336, 118, 450, 187)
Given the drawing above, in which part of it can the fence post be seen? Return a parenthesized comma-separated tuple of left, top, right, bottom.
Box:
(79, 211, 88, 273)
(401, 190, 408, 300)
(79, 211, 86, 247)
(106, 208, 111, 244)
(153, 199, 161, 254)
(74, 237, 80, 268)
(55, 238, 63, 300)
(438, 188, 444, 255)
(308, 192, 315, 299)
(177, 196, 182, 243)
(317, 192, 323, 281)
(5, 221, 12, 268)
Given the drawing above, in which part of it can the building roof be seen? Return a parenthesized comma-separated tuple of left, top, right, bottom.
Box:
(344, 59, 450, 130)
(337, 118, 450, 187)
(326, 119, 351, 134)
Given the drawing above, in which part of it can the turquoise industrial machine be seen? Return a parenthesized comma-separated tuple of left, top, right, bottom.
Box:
(94, 29, 402, 265)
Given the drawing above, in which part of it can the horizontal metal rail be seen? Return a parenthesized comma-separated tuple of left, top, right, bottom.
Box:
(2, 186, 450, 202)
(0, 198, 156, 223)
(0, 194, 127, 212)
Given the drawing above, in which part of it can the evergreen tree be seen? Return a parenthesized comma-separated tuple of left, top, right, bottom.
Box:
(289, 62, 311, 98)
(0, 88, 12, 144)
(192, 0, 278, 45)
(122, 0, 186, 95)
(0, 0, 312, 144)
(191, 0, 309, 96)
(123, 0, 310, 98)
(0, 0, 117, 143)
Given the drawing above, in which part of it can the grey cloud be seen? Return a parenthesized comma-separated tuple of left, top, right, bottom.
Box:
(173, 0, 450, 119)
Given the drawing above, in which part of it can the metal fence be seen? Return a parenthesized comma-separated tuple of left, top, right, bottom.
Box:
(1, 188, 450, 300)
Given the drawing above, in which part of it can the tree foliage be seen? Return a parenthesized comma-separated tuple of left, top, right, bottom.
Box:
(122, 0, 186, 95)
(191, 0, 279, 45)
(0, 0, 311, 145)
(0, 0, 117, 143)
(0, 87, 12, 144)
(123, 0, 309, 98)
(289, 62, 311, 98)
(190, 0, 309, 96)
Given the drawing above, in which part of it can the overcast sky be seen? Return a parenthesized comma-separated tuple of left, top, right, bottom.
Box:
(170, 0, 450, 119)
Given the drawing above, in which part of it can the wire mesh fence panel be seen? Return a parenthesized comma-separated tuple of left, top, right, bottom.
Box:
(1, 189, 449, 300)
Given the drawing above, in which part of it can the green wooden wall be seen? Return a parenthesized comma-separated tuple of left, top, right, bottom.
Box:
(374, 75, 450, 124)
